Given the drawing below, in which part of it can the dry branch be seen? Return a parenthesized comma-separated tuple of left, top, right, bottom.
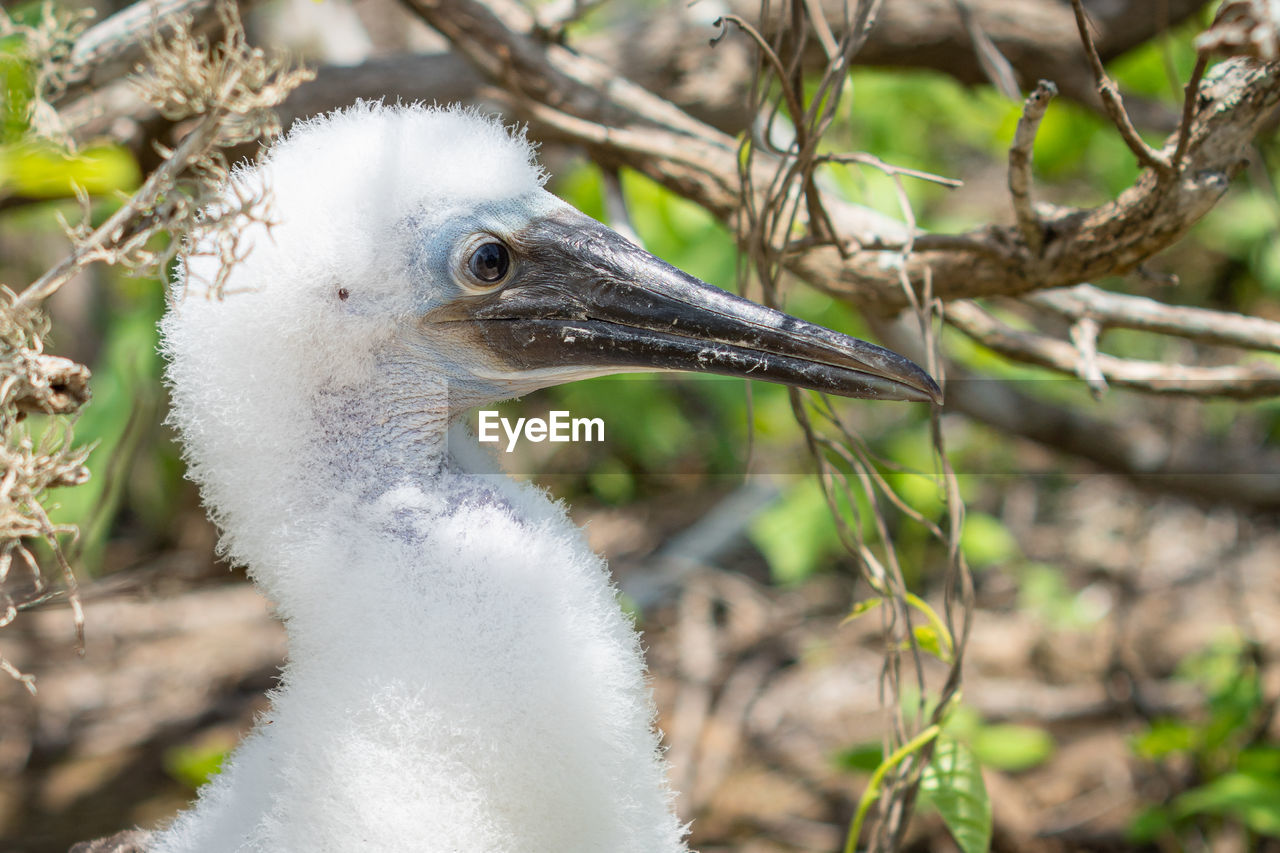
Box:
(741, 0, 1207, 120)
(798, 58, 1280, 311)
(947, 300, 1280, 398)
(9, 353, 90, 417)
(1197, 0, 1280, 60)
(1028, 284, 1280, 353)
(55, 0, 1212, 176)
(1008, 79, 1057, 255)
(1069, 0, 1171, 175)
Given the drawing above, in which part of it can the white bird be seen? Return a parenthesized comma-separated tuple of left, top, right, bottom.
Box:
(137, 102, 938, 853)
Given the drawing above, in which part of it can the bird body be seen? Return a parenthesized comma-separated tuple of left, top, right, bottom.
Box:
(150, 467, 684, 852)
(149, 102, 938, 852)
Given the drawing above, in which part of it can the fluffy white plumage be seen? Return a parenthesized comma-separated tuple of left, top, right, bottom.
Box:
(156, 103, 687, 852)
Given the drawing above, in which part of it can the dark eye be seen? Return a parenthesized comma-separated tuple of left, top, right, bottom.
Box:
(468, 241, 510, 284)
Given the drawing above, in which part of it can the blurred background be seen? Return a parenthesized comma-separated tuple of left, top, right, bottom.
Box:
(2, 0, 1280, 850)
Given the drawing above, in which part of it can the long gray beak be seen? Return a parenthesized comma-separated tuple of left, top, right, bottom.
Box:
(454, 208, 941, 404)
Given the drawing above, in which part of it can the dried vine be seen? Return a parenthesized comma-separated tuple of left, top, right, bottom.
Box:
(722, 4, 973, 848)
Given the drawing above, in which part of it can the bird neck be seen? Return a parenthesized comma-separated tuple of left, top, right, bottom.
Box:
(206, 348, 461, 596)
(313, 353, 454, 489)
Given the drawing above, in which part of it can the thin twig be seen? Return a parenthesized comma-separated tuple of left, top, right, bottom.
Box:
(1069, 0, 1172, 175)
(819, 152, 963, 188)
(13, 108, 227, 312)
(951, 0, 1020, 99)
(1069, 316, 1108, 397)
(1173, 53, 1209, 168)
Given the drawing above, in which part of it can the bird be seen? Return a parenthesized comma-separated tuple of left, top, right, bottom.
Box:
(118, 102, 940, 853)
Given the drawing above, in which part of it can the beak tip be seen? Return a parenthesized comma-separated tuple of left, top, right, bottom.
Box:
(920, 375, 943, 405)
(882, 355, 942, 405)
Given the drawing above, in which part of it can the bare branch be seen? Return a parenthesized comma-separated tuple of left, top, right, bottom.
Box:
(13, 112, 222, 312)
(9, 354, 90, 417)
(748, 0, 1208, 121)
(947, 300, 1280, 398)
(1028, 284, 1280, 353)
(1068, 316, 1107, 397)
(1172, 54, 1209, 167)
(1069, 0, 1171, 174)
(951, 0, 1021, 99)
(1008, 79, 1057, 255)
(801, 58, 1280, 311)
(52, 0, 1214, 154)
(953, 382, 1280, 507)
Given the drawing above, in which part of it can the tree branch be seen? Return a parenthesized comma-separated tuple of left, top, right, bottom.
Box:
(1069, 0, 1171, 174)
(1008, 79, 1056, 255)
(948, 371, 1280, 508)
(946, 300, 1280, 398)
(1027, 284, 1280, 353)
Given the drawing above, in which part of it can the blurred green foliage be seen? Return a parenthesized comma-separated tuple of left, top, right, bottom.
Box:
(958, 512, 1019, 570)
(46, 273, 176, 571)
(943, 705, 1056, 773)
(0, 29, 34, 144)
(749, 478, 850, 584)
(1130, 636, 1280, 844)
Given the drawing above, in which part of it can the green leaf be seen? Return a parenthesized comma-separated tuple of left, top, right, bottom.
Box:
(1238, 746, 1280, 776)
(969, 724, 1055, 772)
(911, 624, 950, 662)
(0, 34, 34, 143)
(1173, 772, 1280, 837)
(585, 462, 635, 505)
(1018, 563, 1105, 629)
(920, 736, 992, 853)
(1127, 805, 1175, 842)
(841, 597, 882, 624)
(906, 592, 954, 657)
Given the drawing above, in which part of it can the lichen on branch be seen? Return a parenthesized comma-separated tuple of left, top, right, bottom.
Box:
(0, 0, 312, 691)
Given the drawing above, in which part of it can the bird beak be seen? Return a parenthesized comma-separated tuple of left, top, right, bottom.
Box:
(451, 207, 942, 404)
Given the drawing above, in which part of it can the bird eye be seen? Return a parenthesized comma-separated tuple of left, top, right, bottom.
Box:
(468, 241, 510, 285)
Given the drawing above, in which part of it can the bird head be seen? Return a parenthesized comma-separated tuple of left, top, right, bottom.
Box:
(163, 103, 938, 537)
